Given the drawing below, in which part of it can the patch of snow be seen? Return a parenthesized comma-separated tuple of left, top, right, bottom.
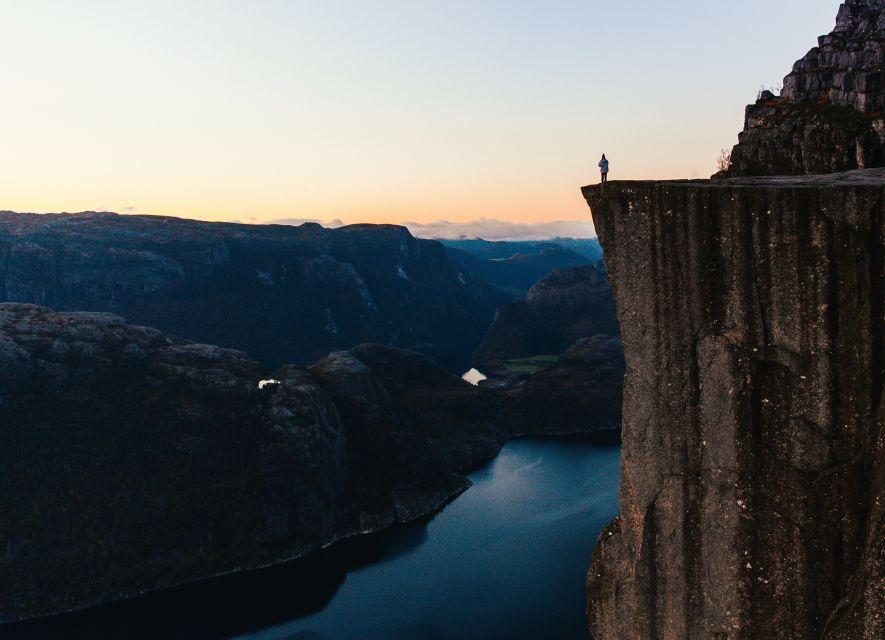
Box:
(462, 368, 487, 386)
(258, 379, 281, 390)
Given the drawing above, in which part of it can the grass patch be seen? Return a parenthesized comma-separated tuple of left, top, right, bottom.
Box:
(501, 354, 560, 375)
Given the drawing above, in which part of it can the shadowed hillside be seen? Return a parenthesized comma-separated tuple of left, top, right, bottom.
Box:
(0, 212, 503, 372)
(441, 238, 600, 297)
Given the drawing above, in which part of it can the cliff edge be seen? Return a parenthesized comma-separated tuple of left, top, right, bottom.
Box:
(582, 170, 883, 639)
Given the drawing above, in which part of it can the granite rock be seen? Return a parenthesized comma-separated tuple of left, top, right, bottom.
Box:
(724, 1, 885, 176)
(582, 171, 884, 639)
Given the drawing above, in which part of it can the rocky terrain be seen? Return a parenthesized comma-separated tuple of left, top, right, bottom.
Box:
(0, 214, 627, 624)
(0, 303, 510, 622)
(439, 238, 602, 262)
(582, 171, 883, 639)
(473, 263, 619, 370)
(482, 335, 624, 438)
(723, 0, 885, 176)
(0, 211, 500, 372)
(443, 242, 592, 298)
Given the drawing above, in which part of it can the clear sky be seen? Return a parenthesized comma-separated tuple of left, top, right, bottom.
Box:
(1, 0, 840, 225)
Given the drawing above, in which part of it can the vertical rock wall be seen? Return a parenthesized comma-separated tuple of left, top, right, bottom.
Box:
(583, 172, 883, 639)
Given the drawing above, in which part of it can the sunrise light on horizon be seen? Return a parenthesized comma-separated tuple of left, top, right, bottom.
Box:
(1, 1, 839, 225)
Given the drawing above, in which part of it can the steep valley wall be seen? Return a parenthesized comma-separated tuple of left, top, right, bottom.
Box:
(583, 170, 883, 639)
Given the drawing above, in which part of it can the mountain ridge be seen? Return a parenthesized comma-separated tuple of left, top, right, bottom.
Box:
(0, 210, 501, 372)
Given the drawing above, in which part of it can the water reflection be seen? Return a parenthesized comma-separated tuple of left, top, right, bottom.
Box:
(5, 438, 620, 640)
(242, 437, 620, 640)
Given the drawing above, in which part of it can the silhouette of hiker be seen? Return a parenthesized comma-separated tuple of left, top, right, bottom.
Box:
(598, 154, 609, 183)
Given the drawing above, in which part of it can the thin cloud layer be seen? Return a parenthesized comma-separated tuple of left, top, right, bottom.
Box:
(403, 218, 597, 241)
(269, 217, 346, 228)
(268, 217, 597, 241)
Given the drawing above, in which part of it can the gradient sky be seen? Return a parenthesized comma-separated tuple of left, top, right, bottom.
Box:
(1, 1, 840, 224)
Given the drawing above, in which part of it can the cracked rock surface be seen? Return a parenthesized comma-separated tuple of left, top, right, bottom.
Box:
(582, 170, 884, 639)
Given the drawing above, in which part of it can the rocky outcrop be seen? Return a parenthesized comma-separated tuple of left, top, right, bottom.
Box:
(582, 170, 884, 639)
(482, 335, 624, 437)
(783, 0, 885, 112)
(725, 1, 885, 176)
(473, 263, 619, 370)
(0, 212, 499, 372)
(471, 264, 623, 437)
(0, 304, 510, 622)
(310, 344, 508, 521)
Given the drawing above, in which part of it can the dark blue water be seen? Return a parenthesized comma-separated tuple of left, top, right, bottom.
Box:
(6, 438, 619, 640)
(240, 438, 620, 640)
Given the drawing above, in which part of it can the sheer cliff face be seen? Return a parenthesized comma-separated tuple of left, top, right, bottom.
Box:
(582, 170, 883, 639)
(0, 212, 499, 372)
(726, 0, 885, 176)
(0, 304, 508, 622)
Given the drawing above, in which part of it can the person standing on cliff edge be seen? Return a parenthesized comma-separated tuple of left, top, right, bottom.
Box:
(598, 154, 609, 183)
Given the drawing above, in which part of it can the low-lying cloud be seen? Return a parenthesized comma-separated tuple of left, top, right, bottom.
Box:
(270, 217, 346, 228)
(269, 217, 596, 240)
(402, 218, 596, 241)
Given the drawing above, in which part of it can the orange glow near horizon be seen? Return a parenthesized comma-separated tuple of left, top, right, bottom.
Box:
(0, 139, 737, 226)
(0, 1, 840, 228)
